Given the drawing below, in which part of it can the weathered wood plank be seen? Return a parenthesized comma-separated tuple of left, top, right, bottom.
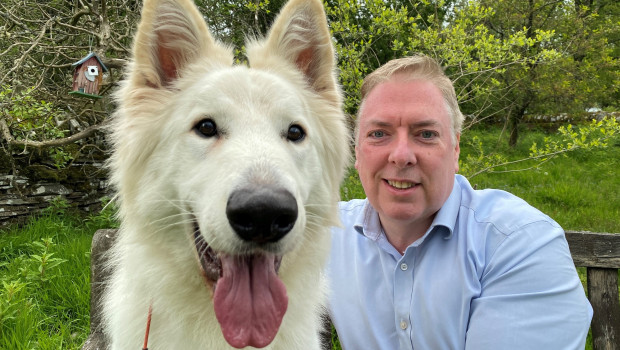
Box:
(82, 229, 116, 350)
(587, 268, 620, 350)
(565, 231, 620, 269)
(321, 315, 333, 350)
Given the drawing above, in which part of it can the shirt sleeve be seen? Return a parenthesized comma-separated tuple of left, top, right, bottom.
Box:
(465, 221, 593, 350)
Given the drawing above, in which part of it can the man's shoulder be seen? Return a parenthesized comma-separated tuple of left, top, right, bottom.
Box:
(456, 176, 560, 236)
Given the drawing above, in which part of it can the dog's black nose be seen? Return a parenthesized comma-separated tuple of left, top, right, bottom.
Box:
(226, 186, 298, 243)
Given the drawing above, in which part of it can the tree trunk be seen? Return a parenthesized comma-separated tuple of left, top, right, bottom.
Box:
(508, 100, 529, 147)
(508, 114, 520, 148)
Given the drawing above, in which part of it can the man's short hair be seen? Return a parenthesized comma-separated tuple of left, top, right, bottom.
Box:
(356, 55, 464, 145)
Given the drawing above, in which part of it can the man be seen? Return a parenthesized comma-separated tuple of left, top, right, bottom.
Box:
(327, 55, 593, 349)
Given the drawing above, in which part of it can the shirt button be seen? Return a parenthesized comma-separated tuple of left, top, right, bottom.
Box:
(400, 263, 408, 271)
(400, 320, 408, 330)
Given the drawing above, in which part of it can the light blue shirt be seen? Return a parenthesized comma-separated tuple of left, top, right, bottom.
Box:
(327, 175, 592, 350)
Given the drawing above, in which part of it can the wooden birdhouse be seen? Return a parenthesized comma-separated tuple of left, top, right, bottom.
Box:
(69, 52, 108, 99)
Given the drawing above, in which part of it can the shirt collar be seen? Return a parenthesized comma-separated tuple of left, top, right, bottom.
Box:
(353, 175, 462, 243)
(430, 175, 462, 239)
(353, 202, 380, 239)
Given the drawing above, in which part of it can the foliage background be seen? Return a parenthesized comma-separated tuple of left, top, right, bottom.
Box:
(1, 0, 618, 154)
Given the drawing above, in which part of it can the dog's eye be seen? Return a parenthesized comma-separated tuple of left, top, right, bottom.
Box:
(194, 119, 218, 138)
(286, 124, 305, 142)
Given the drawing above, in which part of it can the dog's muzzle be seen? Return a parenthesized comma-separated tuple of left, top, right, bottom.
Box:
(192, 185, 297, 349)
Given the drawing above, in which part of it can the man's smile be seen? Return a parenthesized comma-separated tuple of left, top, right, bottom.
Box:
(385, 179, 418, 190)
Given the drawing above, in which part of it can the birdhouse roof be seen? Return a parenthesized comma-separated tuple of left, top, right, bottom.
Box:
(72, 52, 109, 72)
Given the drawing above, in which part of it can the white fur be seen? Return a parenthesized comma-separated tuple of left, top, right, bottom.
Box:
(103, 0, 349, 348)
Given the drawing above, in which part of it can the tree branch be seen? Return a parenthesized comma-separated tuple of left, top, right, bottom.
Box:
(0, 117, 108, 149)
(1, 18, 53, 84)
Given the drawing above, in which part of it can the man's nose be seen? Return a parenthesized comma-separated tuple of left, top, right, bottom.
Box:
(388, 132, 416, 168)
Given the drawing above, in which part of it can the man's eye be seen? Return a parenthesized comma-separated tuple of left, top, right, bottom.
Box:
(421, 130, 436, 139)
(369, 130, 385, 138)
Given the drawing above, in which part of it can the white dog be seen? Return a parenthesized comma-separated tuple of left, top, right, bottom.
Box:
(102, 0, 349, 348)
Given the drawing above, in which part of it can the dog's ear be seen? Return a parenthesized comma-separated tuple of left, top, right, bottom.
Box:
(248, 0, 338, 96)
(130, 0, 233, 88)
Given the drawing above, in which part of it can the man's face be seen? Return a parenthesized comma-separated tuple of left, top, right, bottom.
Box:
(355, 77, 460, 235)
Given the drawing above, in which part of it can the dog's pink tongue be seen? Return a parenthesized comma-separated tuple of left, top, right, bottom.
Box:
(214, 254, 288, 349)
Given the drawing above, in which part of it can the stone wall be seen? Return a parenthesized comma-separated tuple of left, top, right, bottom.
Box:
(0, 147, 110, 227)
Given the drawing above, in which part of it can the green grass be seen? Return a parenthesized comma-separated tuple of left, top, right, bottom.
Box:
(459, 125, 619, 233)
(0, 199, 117, 349)
(0, 125, 617, 349)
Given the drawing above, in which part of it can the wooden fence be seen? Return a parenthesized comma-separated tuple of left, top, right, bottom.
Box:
(83, 229, 620, 350)
(565, 231, 620, 350)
